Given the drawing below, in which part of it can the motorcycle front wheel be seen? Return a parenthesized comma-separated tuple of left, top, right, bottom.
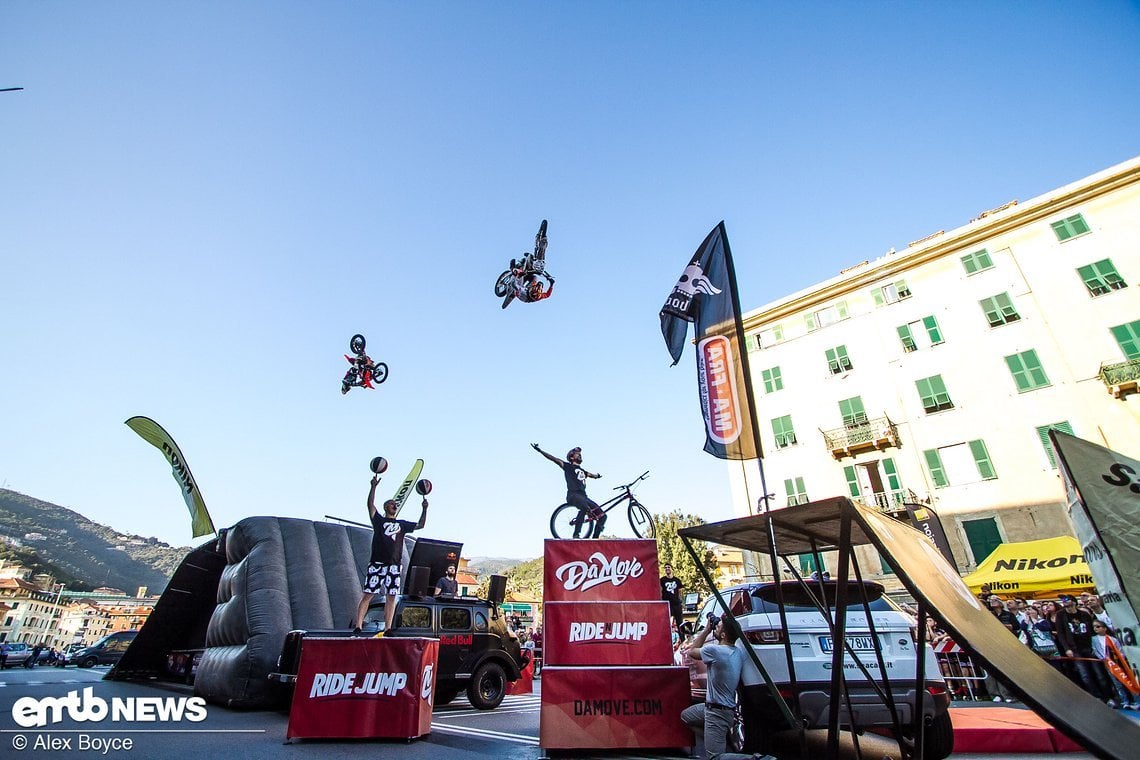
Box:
(371, 362, 389, 384)
(350, 334, 366, 355)
(494, 271, 512, 297)
(550, 504, 590, 539)
(627, 500, 655, 539)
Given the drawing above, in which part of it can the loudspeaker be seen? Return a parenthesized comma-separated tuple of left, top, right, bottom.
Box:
(487, 574, 507, 605)
(406, 565, 430, 596)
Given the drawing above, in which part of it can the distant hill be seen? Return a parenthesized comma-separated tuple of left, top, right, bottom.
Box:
(0, 489, 192, 594)
(466, 556, 533, 576)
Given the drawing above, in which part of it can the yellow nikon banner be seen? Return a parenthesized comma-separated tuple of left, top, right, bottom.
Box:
(962, 535, 1095, 599)
(125, 415, 216, 538)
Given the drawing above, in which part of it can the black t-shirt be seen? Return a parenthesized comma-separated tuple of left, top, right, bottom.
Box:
(661, 576, 683, 605)
(370, 513, 417, 565)
(563, 461, 587, 494)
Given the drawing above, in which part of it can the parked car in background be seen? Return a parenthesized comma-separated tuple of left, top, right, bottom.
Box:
(0, 642, 34, 668)
(689, 580, 953, 760)
(64, 631, 138, 668)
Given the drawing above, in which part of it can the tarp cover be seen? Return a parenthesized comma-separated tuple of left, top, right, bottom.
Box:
(679, 498, 1140, 760)
(961, 535, 1095, 599)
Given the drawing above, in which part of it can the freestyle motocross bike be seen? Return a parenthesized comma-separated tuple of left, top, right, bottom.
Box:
(549, 471, 655, 540)
(494, 219, 549, 309)
(342, 333, 388, 394)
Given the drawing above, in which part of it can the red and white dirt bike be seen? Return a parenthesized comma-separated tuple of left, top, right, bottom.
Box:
(341, 334, 388, 394)
(494, 220, 553, 309)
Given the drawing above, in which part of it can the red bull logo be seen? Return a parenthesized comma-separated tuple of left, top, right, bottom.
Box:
(697, 335, 742, 445)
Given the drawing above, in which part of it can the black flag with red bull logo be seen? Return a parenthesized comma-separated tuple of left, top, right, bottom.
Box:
(660, 222, 761, 460)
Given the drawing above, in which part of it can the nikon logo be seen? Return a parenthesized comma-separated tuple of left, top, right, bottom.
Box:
(994, 555, 1083, 571)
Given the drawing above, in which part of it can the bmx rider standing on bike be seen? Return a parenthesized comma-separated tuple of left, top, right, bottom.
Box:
(532, 443, 606, 538)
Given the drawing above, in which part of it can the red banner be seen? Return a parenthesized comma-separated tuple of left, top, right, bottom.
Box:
(543, 539, 661, 602)
(539, 666, 693, 749)
(286, 636, 438, 740)
(544, 601, 674, 666)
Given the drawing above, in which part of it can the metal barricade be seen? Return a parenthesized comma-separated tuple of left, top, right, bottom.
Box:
(932, 639, 989, 701)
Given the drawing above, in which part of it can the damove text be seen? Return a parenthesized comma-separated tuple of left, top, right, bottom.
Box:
(309, 671, 408, 698)
(573, 698, 662, 716)
(555, 552, 644, 592)
(569, 621, 649, 643)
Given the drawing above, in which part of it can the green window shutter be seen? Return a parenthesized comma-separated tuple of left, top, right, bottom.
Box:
(962, 249, 993, 274)
(1036, 422, 1074, 468)
(762, 367, 783, 394)
(1052, 213, 1090, 242)
(1076, 260, 1126, 296)
(838, 396, 866, 426)
(922, 315, 943, 344)
(826, 346, 851, 373)
(897, 280, 911, 298)
(1110, 321, 1140, 359)
(963, 518, 1003, 566)
(784, 478, 797, 500)
(897, 324, 916, 352)
(873, 289, 885, 306)
(805, 312, 818, 331)
(773, 324, 784, 342)
(916, 375, 953, 412)
(882, 457, 901, 492)
(924, 449, 948, 488)
(980, 292, 1019, 327)
(843, 465, 860, 498)
(771, 415, 796, 448)
(837, 301, 848, 319)
(799, 553, 823, 574)
(880, 556, 895, 575)
(969, 439, 997, 479)
(784, 476, 807, 506)
(1005, 350, 1050, 392)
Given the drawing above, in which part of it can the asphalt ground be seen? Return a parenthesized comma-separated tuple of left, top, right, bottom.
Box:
(0, 665, 1109, 759)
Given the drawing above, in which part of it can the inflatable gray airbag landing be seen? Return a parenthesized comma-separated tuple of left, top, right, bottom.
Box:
(193, 517, 374, 708)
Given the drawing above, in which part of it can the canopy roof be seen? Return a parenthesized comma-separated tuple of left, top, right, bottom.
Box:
(962, 535, 1095, 599)
(677, 497, 878, 555)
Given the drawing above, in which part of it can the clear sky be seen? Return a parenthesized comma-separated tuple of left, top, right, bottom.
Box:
(2, 2, 1138, 559)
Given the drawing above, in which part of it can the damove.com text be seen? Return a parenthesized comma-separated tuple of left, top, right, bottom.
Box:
(573, 698, 662, 716)
(555, 552, 644, 592)
(569, 621, 649, 643)
(309, 671, 408, 698)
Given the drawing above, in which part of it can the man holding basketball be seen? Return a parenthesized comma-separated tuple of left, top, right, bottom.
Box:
(352, 470, 429, 634)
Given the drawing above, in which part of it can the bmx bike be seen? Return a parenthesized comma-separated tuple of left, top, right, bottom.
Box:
(549, 471, 655, 539)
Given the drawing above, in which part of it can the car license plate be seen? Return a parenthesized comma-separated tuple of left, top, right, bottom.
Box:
(819, 635, 876, 653)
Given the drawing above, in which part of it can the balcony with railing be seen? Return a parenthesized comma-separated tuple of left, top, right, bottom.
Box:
(822, 415, 901, 460)
(852, 489, 923, 517)
(1100, 357, 1140, 399)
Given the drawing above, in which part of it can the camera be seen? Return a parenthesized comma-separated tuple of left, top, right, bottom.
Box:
(706, 613, 720, 627)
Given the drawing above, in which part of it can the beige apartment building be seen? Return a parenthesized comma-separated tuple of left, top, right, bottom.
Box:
(733, 156, 1140, 581)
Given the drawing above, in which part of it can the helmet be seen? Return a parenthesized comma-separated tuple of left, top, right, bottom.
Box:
(528, 281, 545, 300)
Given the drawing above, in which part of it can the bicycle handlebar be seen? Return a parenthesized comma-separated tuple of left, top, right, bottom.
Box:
(613, 471, 650, 491)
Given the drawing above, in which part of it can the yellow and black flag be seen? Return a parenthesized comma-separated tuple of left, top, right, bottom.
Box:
(660, 222, 761, 460)
(125, 416, 216, 538)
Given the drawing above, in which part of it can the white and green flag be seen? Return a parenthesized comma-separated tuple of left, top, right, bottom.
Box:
(125, 416, 216, 538)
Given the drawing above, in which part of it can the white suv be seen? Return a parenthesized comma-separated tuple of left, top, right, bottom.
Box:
(691, 580, 952, 760)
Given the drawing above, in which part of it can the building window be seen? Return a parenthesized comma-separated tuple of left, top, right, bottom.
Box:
(898, 315, 944, 352)
(915, 375, 954, 413)
(1077, 259, 1127, 297)
(761, 366, 784, 394)
(1036, 421, 1074, 469)
(806, 301, 848, 331)
(963, 517, 1003, 566)
(961, 249, 994, 275)
(979, 292, 1020, 327)
(756, 324, 784, 349)
(1111, 321, 1140, 360)
(873, 280, 912, 306)
(771, 415, 796, 449)
(924, 439, 997, 487)
(825, 345, 853, 374)
(784, 477, 809, 506)
(1005, 349, 1050, 392)
(798, 553, 826, 575)
(1051, 213, 1091, 242)
(838, 396, 867, 426)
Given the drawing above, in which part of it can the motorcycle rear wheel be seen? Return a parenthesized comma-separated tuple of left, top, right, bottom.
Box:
(371, 362, 389, 385)
(494, 271, 512, 297)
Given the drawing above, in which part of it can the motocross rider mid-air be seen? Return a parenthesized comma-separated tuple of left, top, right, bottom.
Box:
(496, 220, 555, 309)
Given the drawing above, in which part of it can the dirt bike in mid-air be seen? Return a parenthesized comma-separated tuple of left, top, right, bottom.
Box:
(494, 219, 555, 309)
(342, 334, 388, 394)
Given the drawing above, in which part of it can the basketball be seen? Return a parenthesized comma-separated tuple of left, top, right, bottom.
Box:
(369, 456, 388, 474)
(415, 479, 432, 495)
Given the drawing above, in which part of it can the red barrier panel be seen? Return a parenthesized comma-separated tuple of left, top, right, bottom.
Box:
(543, 539, 661, 602)
(539, 665, 693, 749)
(544, 601, 674, 666)
(506, 655, 534, 695)
(286, 636, 438, 741)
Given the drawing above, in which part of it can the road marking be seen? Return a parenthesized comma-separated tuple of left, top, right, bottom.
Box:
(429, 722, 539, 745)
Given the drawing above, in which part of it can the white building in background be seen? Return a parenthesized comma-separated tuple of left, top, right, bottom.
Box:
(734, 156, 1140, 581)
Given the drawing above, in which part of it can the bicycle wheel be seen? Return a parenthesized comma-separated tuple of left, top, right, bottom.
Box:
(550, 504, 590, 539)
(627, 500, 655, 539)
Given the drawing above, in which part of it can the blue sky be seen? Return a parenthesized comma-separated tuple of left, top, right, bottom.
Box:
(2, 2, 1138, 559)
